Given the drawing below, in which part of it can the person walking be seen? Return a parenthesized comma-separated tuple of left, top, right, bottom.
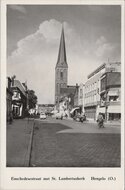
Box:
(97, 113, 104, 128)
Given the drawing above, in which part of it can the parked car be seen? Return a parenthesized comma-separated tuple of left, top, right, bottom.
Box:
(55, 112, 63, 120)
(40, 113, 47, 119)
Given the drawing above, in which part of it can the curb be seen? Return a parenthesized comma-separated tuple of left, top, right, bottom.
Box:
(65, 118, 121, 126)
(24, 119, 35, 167)
(85, 120, 121, 126)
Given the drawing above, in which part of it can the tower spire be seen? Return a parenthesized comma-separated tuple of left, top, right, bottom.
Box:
(56, 24, 68, 68)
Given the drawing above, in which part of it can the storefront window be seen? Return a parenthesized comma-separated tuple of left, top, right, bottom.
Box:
(109, 96, 118, 101)
(109, 113, 121, 120)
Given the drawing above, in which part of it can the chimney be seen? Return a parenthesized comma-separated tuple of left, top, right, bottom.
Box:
(11, 75, 16, 86)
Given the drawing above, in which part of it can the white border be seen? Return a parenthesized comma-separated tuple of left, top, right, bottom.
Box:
(0, 0, 124, 190)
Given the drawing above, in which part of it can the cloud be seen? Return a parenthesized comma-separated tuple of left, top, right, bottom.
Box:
(38, 19, 61, 40)
(96, 36, 106, 45)
(7, 20, 120, 103)
(7, 19, 73, 103)
(8, 19, 76, 66)
(95, 36, 115, 58)
(9, 5, 26, 14)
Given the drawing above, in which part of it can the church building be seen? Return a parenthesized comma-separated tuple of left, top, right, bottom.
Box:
(55, 25, 77, 109)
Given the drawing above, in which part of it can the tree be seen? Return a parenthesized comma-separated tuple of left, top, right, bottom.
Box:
(28, 90, 37, 109)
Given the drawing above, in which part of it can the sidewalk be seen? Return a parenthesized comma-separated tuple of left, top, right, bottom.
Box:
(66, 117, 121, 126)
(7, 118, 34, 167)
(85, 119, 121, 126)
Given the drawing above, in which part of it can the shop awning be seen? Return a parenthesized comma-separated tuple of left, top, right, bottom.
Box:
(70, 107, 80, 114)
(98, 107, 105, 113)
(107, 106, 121, 113)
(108, 91, 119, 96)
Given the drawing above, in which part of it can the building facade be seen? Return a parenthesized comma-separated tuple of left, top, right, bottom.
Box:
(11, 80, 27, 118)
(60, 85, 78, 111)
(78, 83, 85, 113)
(6, 77, 13, 122)
(74, 84, 79, 107)
(38, 104, 54, 114)
(84, 62, 121, 120)
(100, 72, 121, 120)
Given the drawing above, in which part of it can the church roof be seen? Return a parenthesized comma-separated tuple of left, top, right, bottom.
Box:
(60, 85, 76, 96)
(56, 25, 68, 68)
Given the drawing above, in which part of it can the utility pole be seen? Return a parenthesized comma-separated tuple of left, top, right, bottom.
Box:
(25, 80, 29, 122)
(26, 81, 29, 110)
(105, 73, 108, 122)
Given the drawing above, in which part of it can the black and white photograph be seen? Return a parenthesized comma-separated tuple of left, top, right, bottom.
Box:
(6, 4, 122, 167)
(0, 0, 124, 190)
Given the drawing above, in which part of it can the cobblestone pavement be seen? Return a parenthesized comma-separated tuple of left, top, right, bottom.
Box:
(48, 117, 120, 134)
(30, 117, 120, 167)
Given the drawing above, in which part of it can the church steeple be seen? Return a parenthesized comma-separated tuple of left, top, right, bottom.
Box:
(55, 25, 68, 105)
(56, 24, 68, 68)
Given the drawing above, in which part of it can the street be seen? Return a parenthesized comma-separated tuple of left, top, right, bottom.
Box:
(4, 5, 123, 190)
(30, 117, 120, 167)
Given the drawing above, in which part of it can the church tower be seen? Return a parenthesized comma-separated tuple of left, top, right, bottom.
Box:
(55, 25, 68, 105)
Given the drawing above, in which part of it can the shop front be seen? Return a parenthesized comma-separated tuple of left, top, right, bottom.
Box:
(12, 102, 23, 118)
(84, 106, 96, 120)
(97, 106, 106, 120)
(107, 105, 121, 121)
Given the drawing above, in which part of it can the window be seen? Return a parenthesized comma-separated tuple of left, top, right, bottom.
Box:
(109, 96, 118, 102)
(60, 71, 63, 80)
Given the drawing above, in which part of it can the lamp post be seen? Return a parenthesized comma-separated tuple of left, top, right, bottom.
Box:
(24, 81, 29, 119)
(104, 73, 108, 122)
(11, 75, 16, 86)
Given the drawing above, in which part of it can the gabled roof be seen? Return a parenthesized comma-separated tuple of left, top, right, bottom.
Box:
(12, 80, 26, 97)
(56, 25, 68, 68)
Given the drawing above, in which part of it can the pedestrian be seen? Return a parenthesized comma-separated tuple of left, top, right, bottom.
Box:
(65, 113, 68, 118)
(97, 113, 104, 128)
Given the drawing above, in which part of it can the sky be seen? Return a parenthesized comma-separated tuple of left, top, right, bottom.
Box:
(7, 4, 121, 104)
